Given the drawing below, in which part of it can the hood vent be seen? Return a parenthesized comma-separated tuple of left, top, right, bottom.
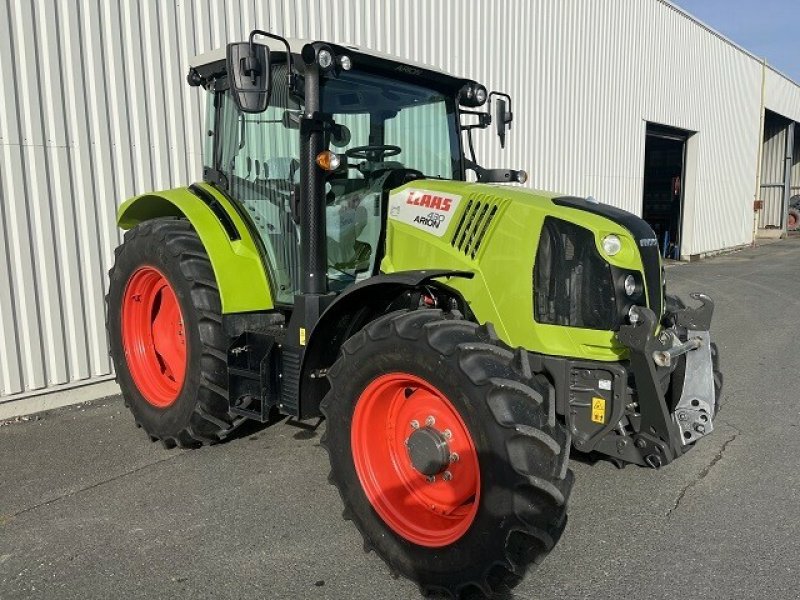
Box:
(451, 195, 504, 259)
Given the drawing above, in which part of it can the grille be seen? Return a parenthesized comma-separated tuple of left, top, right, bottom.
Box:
(534, 217, 617, 330)
(451, 196, 503, 259)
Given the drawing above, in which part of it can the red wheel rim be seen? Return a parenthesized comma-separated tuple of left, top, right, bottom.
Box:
(121, 266, 187, 408)
(351, 373, 480, 547)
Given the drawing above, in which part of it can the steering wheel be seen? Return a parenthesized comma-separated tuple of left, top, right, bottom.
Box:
(345, 144, 402, 161)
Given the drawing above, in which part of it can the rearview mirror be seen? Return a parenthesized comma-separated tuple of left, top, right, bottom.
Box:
(494, 96, 513, 148)
(227, 42, 272, 113)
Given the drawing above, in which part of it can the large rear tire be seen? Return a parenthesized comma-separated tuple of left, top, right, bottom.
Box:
(107, 218, 235, 448)
(321, 309, 573, 597)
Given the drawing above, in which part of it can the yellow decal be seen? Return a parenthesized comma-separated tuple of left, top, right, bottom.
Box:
(299, 327, 307, 346)
(591, 397, 606, 424)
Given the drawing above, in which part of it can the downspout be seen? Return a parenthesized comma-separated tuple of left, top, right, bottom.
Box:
(753, 58, 767, 245)
(782, 121, 795, 237)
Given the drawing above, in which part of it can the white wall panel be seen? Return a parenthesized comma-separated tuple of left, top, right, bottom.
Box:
(766, 68, 800, 123)
(1, 0, 799, 404)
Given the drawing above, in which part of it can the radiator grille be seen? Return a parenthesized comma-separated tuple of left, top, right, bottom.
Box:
(534, 217, 617, 330)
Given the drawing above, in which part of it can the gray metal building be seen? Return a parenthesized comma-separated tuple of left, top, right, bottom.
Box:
(1, 0, 799, 416)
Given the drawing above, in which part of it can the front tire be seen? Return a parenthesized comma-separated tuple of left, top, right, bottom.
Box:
(107, 218, 235, 448)
(321, 309, 573, 597)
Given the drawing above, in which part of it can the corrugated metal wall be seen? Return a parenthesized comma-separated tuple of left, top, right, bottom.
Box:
(1, 0, 799, 405)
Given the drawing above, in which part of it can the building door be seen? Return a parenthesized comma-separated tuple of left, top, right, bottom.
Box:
(642, 124, 689, 259)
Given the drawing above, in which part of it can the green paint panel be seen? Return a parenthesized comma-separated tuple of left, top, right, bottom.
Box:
(382, 180, 651, 362)
(117, 183, 274, 313)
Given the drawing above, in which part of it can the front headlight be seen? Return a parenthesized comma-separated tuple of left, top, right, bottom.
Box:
(627, 305, 641, 324)
(601, 234, 621, 256)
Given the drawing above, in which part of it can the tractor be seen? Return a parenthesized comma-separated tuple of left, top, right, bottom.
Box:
(107, 31, 722, 597)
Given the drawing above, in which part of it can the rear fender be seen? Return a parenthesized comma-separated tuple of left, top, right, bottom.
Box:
(117, 182, 273, 312)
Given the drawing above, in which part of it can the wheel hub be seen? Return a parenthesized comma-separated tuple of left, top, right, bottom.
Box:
(121, 266, 187, 408)
(406, 426, 450, 476)
(350, 373, 481, 547)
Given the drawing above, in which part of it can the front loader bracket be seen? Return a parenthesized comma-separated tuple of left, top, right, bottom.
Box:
(617, 307, 686, 466)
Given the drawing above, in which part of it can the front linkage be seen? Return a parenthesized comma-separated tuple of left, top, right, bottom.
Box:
(615, 292, 718, 467)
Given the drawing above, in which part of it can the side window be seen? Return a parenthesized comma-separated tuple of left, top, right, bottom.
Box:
(385, 101, 453, 179)
(214, 64, 302, 304)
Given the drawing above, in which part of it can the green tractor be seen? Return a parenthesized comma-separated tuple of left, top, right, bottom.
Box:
(107, 31, 721, 597)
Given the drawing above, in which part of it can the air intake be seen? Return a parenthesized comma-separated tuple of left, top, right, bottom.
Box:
(451, 196, 504, 259)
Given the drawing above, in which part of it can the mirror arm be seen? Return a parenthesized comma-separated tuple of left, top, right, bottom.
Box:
(248, 30, 296, 92)
(464, 159, 526, 184)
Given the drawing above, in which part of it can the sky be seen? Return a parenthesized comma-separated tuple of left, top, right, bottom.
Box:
(674, 0, 800, 82)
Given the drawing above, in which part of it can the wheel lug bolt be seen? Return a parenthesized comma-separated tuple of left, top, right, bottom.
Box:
(449, 452, 459, 463)
(425, 415, 435, 427)
(426, 475, 436, 483)
(443, 471, 453, 481)
(410, 420, 419, 430)
(442, 429, 452, 440)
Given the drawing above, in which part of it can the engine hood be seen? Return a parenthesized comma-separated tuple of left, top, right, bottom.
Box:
(381, 179, 659, 362)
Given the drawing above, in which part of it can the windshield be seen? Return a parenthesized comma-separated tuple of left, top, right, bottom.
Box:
(321, 70, 462, 179)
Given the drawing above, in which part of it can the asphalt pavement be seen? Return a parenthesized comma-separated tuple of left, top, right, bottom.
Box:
(2, 238, 799, 599)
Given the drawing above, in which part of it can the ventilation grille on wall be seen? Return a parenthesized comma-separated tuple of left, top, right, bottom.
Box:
(451, 195, 505, 259)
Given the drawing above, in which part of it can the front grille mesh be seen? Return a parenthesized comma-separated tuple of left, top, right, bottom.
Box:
(534, 217, 617, 330)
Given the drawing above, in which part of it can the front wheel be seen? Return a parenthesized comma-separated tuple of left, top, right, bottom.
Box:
(321, 309, 573, 597)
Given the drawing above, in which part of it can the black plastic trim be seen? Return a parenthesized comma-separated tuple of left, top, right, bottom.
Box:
(188, 183, 240, 241)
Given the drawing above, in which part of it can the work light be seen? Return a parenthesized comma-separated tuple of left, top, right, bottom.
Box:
(318, 48, 333, 69)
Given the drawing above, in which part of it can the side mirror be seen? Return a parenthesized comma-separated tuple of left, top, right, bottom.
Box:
(494, 96, 513, 148)
(227, 42, 272, 113)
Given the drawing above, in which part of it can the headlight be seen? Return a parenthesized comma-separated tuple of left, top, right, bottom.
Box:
(627, 305, 641, 325)
(624, 274, 637, 297)
(339, 55, 352, 70)
(601, 234, 621, 256)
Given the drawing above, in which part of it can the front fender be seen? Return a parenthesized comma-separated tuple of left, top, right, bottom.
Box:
(117, 182, 273, 312)
(298, 270, 473, 418)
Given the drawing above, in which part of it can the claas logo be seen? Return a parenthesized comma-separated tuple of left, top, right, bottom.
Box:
(406, 191, 453, 212)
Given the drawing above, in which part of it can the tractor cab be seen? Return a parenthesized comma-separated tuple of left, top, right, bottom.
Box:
(188, 34, 517, 302)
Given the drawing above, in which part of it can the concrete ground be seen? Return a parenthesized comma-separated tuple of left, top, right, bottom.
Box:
(2, 238, 799, 600)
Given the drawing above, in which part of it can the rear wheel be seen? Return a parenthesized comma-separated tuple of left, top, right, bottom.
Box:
(107, 218, 236, 448)
(321, 309, 573, 597)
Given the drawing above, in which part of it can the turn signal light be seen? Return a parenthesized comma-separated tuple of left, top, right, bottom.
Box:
(316, 151, 341, 171)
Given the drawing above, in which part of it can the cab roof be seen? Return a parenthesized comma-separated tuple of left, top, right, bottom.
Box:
(189, 36, 474, 94)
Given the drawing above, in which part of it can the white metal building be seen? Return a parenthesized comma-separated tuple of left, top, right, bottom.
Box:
(1, 0, 799, 416)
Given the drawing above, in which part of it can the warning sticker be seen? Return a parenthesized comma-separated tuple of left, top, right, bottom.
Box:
(387, 188, 462, 238)
(591, 397, 606, 424)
